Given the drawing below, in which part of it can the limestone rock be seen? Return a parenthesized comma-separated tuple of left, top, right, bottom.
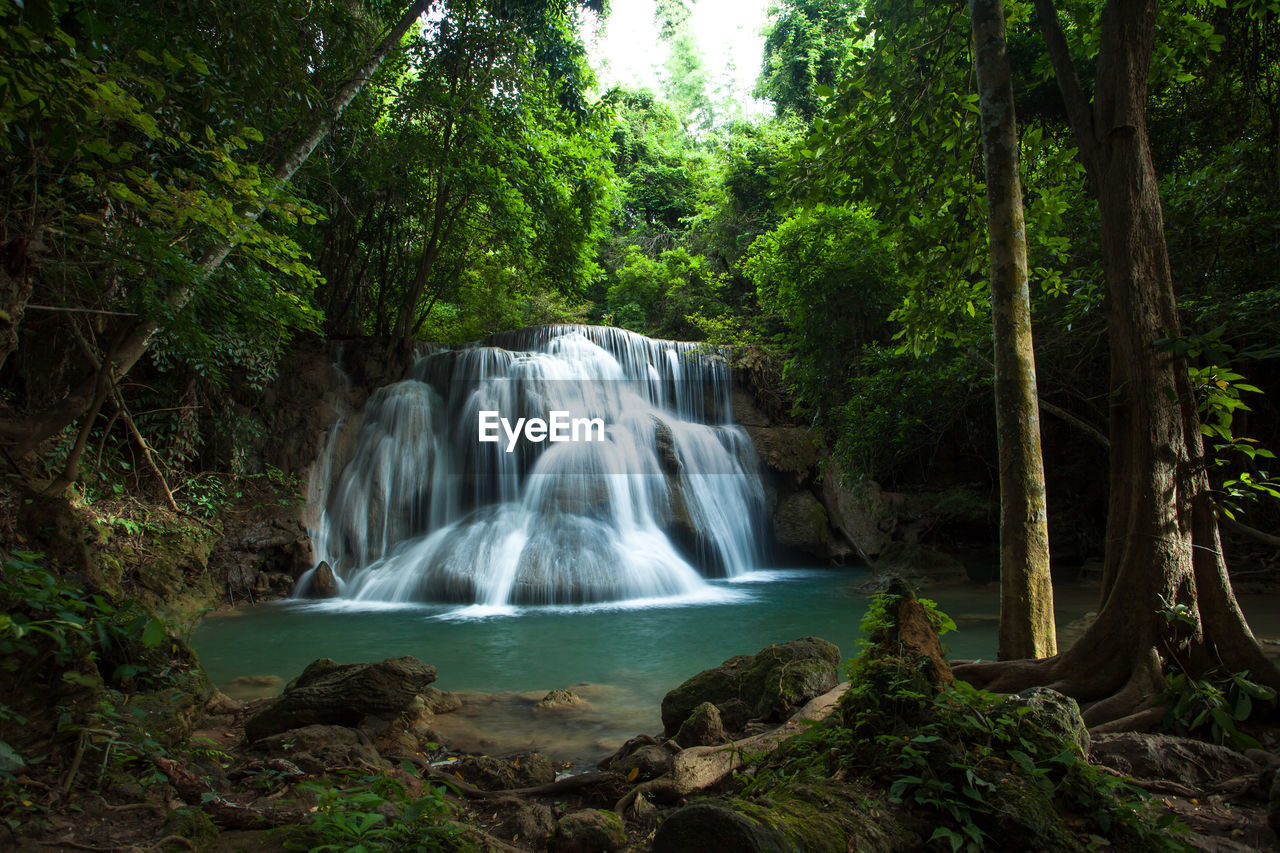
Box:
(550, 808, 626, 853)
(744, 426, 822, 478)
(421, 686, 462, 714)
(652, 803, 788, 853)
(868, 542, 967, 586)
(654, 784, 916, 853)
(450, 753, 555, 791)
(661, 637, 841, 736)
(310, 561, 339, 599)
(534, 688, 586, 710)
(244, 656, 437, 742)
(772, 490, 831, 555)
(491, 797, 556, 846)
(248, 724, 383, 774)
(599, 734, 676, 781)
(675, 701, 726, 748)
(1090, 733, 1261, 787)
(820, 470, 893, 561)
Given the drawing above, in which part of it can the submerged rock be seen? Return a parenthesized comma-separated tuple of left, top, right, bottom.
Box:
(244, 656, 436, 742)
(661, 637, 841, 736)
(534, 688, 587, 710)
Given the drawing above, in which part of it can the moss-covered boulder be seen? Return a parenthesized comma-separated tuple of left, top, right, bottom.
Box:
(160, 807, 219, 851)
(549, 808, 626, 852)
(653, 782, 915, 853)
(1001, 687, 1089, 758)
(674, 701, 726, 748)
(244, 656, 436, 742)
(661, 637, 841, 736)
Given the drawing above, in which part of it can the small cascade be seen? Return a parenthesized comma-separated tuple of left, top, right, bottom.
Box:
(299, 325, 765, 606)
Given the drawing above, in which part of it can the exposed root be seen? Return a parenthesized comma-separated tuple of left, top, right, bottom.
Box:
(149, 835, 196, 851)
(953, 641, 1162, 728)
(394, 753, 624, 800)
(155, 756, 306, 829)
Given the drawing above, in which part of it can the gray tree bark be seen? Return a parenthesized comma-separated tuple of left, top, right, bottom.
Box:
(970, 0, 1057, 661)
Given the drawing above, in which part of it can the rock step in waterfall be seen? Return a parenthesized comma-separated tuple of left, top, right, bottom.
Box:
(297, 325, 767, 606)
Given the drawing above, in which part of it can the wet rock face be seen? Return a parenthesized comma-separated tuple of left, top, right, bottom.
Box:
(244, 656, 437, 742)
(660, 636, 841, 737)
(310, 561, 339, 598)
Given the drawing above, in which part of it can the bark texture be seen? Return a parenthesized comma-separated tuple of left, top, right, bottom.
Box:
(955, 0, 1280, 718)
(970, 0, 1056, 661)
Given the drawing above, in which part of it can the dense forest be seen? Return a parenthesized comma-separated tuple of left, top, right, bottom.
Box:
(2, 0, 1280, 849)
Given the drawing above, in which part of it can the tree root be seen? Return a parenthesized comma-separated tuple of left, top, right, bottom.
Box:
(155, 756, 306, 829)
(607, 681, 851, 815)
(393, 753, 624, 800)
(952, 644, 1164, 728)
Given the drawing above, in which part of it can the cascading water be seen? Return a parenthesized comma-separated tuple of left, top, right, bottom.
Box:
(297, 325, 766, 607)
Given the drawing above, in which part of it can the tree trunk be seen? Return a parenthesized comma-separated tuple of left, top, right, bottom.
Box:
(970, 0, 1056, 661)
(954, 0, 1280, 714)
(0, 0, 431, 461)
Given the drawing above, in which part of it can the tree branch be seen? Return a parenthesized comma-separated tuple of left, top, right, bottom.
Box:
(1032, 0, 1096, 165)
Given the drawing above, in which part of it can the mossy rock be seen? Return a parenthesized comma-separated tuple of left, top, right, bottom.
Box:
(550, 808, 626, 852)
(661, 637, 841, 735)
(161, 807, 219, 850)
(1001, 687, 1089, 760)
(981, 770, 1081, 852)
(654, 782, 915, 853)
(674, 701, 726, 747)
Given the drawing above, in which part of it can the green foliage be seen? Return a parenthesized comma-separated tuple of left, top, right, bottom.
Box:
(0, 551, 168, 687)
(605, 247, 727, 339)
(756, 0, 852, 120)
(1156, 594, 1278, 749)
(1154, 329, 1280, 519)
(282, 771, 462, 852)
(737, 594, 1191, 852)
(743, 205, 897, 408)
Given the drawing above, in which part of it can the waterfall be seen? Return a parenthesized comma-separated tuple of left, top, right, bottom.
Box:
(299, 325, 765, 606)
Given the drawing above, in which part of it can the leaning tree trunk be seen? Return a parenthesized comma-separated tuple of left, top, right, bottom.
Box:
(970, 0, 1056, 661)
(0, 0, 431, 464)
(954, 0, 1280, 721)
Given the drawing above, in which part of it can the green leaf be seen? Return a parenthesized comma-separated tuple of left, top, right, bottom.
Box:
(141, 618, 166, 649)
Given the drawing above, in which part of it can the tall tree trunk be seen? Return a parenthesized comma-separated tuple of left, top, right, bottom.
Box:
(970, 0, 1056, 661)
(0, 0, 431, 463)
(954, 0, 1280, 715)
